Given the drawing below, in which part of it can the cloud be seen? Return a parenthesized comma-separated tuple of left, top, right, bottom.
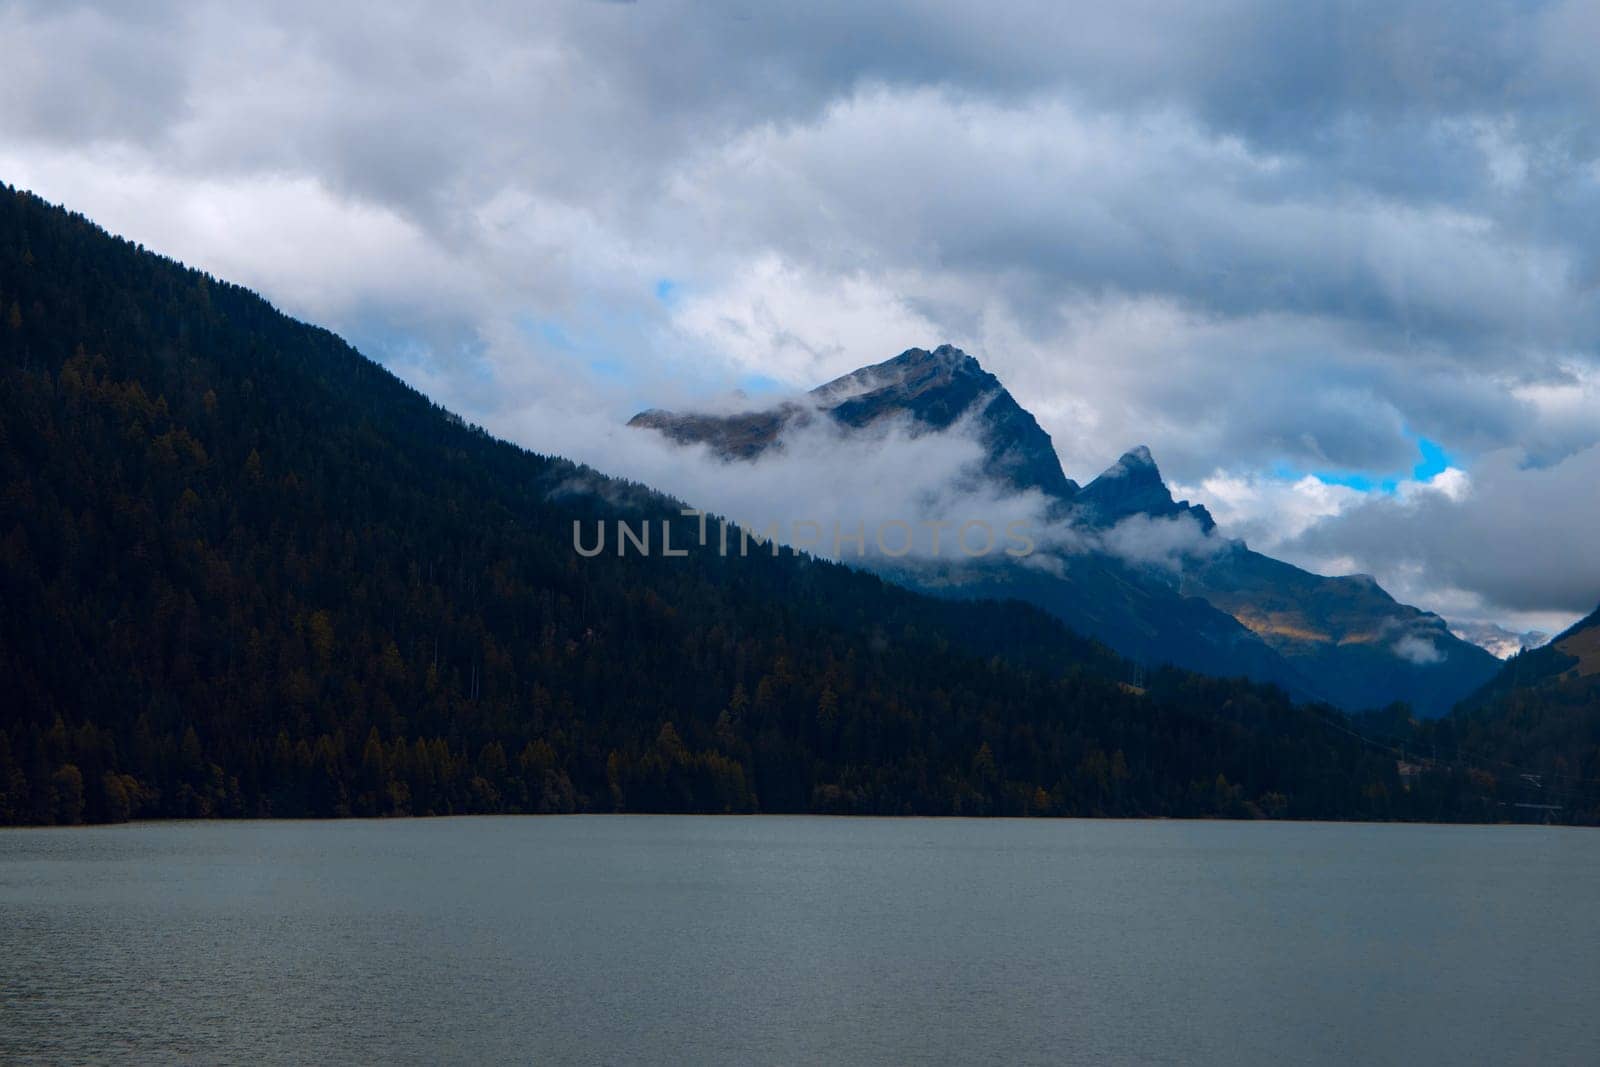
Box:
(1392, 634, 1444, 666)
(677, 87, 1584, 352)
(1286, 444, 1600, 622)
(1169, 472, 1365, 549)
(670, 256, 941, 387)
(1095, 512, 1223, 573)
(519, 390, 1067, 566)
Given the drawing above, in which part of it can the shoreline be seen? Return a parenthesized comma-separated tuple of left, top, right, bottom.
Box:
(2, 812, 1592, 832)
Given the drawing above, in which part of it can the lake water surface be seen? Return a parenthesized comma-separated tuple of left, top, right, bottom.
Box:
(2, 817, 1597, 1065)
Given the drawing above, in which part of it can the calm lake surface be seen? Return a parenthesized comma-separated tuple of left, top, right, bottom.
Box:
(2, 817, 1597, 1065)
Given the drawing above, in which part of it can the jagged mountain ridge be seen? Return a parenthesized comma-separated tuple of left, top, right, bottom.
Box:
(632, 345, 1501, 714)
(632, 345, 1079, 503)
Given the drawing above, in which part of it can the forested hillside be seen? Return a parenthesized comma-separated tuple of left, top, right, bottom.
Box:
(0, 184, 1571, 824)
(1381, 610, 1600, 823)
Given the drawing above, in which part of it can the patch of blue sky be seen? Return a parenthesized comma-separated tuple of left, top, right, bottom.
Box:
(517, 313, 576, 351)
(1315, 470, 1398, 493)
(1412, 436, 1451, 480)
(347, 318, 497, 388)
(515, 311, 640, 391)
(737, 373, 787, 395)
(1302, 433, 1454, 495)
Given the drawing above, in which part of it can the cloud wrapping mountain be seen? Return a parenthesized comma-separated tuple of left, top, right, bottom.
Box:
(632, 345, 1502, 713)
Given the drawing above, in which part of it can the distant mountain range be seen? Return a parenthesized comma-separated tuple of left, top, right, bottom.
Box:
(632, 345, 1502, 715)
(1447, 622, 1549, 661)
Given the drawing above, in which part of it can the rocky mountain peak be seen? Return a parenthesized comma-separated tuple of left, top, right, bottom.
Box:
(1103, 445, 1161, 480)
(1077, 446, 1215, 531)
(632, 345, 1080, 502)
(810, 345, 990, 411)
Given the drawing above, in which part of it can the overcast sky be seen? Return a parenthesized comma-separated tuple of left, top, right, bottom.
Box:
(3, 0, 1597, 634)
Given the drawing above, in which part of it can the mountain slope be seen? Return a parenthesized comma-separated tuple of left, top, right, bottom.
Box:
(1364, 604, 1600, 823)
(1462, 605, 1600, 708)
(1072, 445, 1501, 712)
(632, 346, 1500, 714)
(1, 182, 1459, 825)
(1181, 547, 1498, 713)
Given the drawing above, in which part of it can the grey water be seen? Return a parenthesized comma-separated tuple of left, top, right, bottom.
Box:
(1, 817, 1597, 1065)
